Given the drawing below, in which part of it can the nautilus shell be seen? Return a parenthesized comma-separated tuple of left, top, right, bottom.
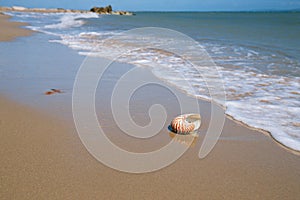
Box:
(170, 114, 201, 134)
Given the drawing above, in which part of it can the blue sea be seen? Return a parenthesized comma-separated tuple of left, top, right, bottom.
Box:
(4, 11, 300, 151)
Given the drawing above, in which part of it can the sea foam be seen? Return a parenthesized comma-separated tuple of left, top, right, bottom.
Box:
(44, 13, 99, 29)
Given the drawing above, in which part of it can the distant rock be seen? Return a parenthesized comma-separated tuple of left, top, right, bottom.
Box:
(32, 8, 47, 11)
(90, 5, 134, 15)
(90, 5, 112, 14)
(12, 6, 27, 11)
(0, 7, 11, 11)
(112, 11, 134, 16)
(0, 6, 89, 13)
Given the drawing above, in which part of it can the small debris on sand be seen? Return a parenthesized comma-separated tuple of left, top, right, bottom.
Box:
(44, 89, 64, 95)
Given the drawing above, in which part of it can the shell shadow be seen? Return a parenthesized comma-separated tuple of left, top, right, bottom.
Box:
(168, 125, 174, 133)
(168, 125, 199, 147)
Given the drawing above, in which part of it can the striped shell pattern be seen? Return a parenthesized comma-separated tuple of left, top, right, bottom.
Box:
(171, 114, 199, 134)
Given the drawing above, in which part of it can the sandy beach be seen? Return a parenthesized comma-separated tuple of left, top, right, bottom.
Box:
(0, 13, 33, 41)
(1, 12, 300, 200)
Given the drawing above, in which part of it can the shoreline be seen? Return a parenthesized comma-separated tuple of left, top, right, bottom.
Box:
(226, 114, 300, 156)
(0, 11, 298, 155)
(159, 77, 300, 155)
(1, 12, 300, 199)
(0, 12, 34, 41)
(0, 9, 298, 155)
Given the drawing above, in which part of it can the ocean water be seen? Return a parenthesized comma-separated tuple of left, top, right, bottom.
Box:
(5, 11, 300, 151)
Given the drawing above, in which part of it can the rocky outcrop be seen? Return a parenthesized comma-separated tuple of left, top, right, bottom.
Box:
(90, 5, 112, 14)
(90, 5, 134, 15)
(111, 11, 134, 16)
(0, 6, 13, 11)
(12, 6, 27, 11)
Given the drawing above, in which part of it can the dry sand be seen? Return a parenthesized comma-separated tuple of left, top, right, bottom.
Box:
(0, 13, 33, 41)
(1, 14, 300, 200)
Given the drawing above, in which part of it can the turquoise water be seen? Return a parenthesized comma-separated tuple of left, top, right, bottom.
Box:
(92, 12, 300, 55)
(4, 11, 300, 151)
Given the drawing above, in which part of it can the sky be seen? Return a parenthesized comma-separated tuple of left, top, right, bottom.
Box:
(1, 0, 300, 11)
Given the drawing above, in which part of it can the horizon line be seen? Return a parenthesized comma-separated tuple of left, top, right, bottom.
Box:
(132, 9, 300, 12)
(1, 5, 300, 12)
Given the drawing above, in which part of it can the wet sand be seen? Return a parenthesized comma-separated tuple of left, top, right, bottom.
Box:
(1, 14, 300, 200)
(0, 13, 33, 41)
(1, 91, 300, 199)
